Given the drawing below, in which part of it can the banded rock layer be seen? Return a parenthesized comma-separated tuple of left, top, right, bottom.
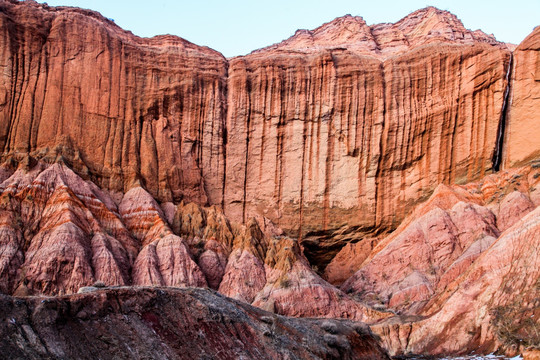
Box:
(0, 159, 387, 324)
(336, 165, 540, 356)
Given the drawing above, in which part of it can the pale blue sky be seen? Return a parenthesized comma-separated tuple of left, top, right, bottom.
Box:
(40, 0, 539, 57)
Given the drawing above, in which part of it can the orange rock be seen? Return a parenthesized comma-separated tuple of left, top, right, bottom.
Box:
(0, 1, 516, 239)
(504, 26, 540, 167)
(0, 162, 136, 295)
(0, 0, 227, 205)
(252, 238, 388, 322)
(324, 238, 378, 286)
(223, 8, 511, 238)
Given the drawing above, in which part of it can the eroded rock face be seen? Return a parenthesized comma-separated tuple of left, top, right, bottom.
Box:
(223, 8, 512, 239)
(0, 1, 518, 239)
(371, 205, 540, 356)
(0, 161, 137, 296)
(504, 26, 540, 167)
(253, 7, 504, 58)
(252, 237, 388, 322)
(0, 287, 390, 360)
(336, 166, 540, 356)
(0, 160, 383, 325)
(0, 0, 227, 205)
(0, 1, 539, 358)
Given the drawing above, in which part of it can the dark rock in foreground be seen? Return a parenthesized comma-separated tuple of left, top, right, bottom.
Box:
(0, 286, 389, 360)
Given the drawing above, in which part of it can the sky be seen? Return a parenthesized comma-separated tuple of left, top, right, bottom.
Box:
(39, 0, 539, 57)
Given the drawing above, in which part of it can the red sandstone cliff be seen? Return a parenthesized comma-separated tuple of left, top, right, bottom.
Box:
(0, 0, 227, 206)
(0, 1, 518, 240)
(0, 1, 539, 358)
(223, 7, 512, 242)
(504, 26, 540, 167)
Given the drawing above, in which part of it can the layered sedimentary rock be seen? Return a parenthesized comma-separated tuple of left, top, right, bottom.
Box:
(0, 160, 138, 296)
(223, 7, 512, 241)
(504, 26, 540, 167)
(0, 1, 517, 241)
(1, 1, 540, 357)
(0, 287, 390, 360)
(0, 0, 227, 205)
(337, 166, 540, 355)
(0, 159, 385, 324)
(372, 203, 540, 356)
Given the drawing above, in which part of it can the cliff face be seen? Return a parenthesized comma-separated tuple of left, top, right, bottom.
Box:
(0, 1, 517, 240)
(224, 41, 510, 239)
(223, 7, 512, 238)
(0, 160, 389, 324)
(1, 1, 540, 357)
(504, 26, 540, 167)
(0, 0, 227, 206)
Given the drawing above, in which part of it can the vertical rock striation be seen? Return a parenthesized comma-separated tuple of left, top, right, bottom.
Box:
(0, 0, 228, 205)
(0, 2, 518, 242)
(223, 8, 512, 240)
(504, 26, 540, 167)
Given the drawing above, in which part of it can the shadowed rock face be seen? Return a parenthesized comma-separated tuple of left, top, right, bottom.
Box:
(0, 287, 390, 360)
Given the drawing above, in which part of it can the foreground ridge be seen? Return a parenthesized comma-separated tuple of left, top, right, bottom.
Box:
(0, 286, 390, 360)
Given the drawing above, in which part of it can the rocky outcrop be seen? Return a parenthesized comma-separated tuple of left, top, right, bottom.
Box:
(120, 187, 208, 288)
(253, 7, 503, 58)
(252, 237, 388, 322)
(504, 26, 540, 167)
(223, 7, 512, 241)
(0, 0, 227, 205)
(0, 160, 382, 324)
(0, 287, 390, 360)
(323, 238, 378, 286)
(336, 166, 540, 355)
(371, 203, 540, 356)
(0, 160, 137, 296)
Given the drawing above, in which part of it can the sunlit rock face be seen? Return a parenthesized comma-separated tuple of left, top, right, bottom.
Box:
(504, 26, 540, 167)
(0, 1, 514, 239)
(223, 7, 512, 239)
(0, 0, 228, 206)
(0, 1, 540, 358)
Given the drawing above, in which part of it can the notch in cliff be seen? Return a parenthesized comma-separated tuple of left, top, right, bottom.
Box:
(492, 53, 513, 172)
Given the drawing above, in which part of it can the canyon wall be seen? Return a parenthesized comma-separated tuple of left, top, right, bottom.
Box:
(0, 2, 539, 356)
(504, 26, 540, 167)
(0, 0, 227, 206)
(0, 1, 520, 240)
(224, 38, 511, 237)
